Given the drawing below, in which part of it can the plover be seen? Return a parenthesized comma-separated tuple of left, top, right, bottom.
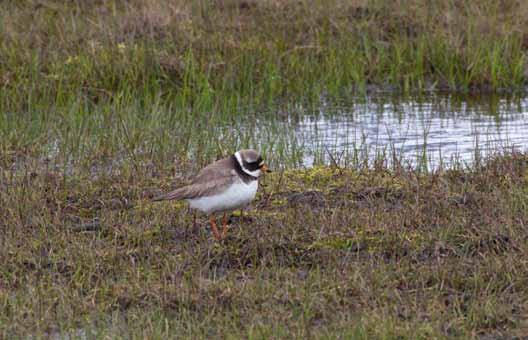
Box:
(153, 149, 270, 240)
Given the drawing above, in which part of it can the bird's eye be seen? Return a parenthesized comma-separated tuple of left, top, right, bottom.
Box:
(244, 160, 262, 171)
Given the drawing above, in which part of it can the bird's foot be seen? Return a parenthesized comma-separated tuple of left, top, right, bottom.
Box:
(221, 213, 230, 240)
(228, 215, 254, 224)
(221, 224, 231, 240)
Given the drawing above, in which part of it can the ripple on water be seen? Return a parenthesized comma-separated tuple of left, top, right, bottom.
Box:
(293, 94, 528, 168)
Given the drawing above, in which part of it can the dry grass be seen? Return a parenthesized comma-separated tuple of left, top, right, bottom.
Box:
(1, 0, 527, 113)
(1, 151, 528, 338)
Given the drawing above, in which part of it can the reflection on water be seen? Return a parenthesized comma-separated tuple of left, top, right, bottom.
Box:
(287, 94, 528, 168)
(33, 93, 528, 173)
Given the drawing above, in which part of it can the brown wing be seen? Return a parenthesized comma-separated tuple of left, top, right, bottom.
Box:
(191, 156, 236, 185)
(152, 156, 237, 201)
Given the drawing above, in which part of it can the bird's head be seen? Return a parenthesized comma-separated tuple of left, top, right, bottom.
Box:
(234, 149, 271, 178)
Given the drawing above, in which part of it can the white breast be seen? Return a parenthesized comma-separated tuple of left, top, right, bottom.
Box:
(187, 180, 258, 214)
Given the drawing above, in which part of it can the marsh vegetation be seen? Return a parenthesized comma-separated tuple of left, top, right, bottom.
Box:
(2, 153, 528, 338)
(2, 0, 528, 166)
(1, 0, 528, 338)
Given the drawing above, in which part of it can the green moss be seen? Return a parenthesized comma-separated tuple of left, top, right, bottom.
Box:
(310, 237, 358, 250)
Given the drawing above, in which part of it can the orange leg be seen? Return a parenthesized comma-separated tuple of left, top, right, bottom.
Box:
(192, 211, 198, 229)
(191, 211, 199, 237)
(209, 215, 221, 240)
(221, 212, 229, 239)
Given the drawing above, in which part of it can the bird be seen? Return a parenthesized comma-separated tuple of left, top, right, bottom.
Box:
(153, 149, 270, 240)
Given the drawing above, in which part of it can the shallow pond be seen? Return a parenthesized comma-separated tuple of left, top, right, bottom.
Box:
(6, 93, 528, 173)
(255, 93, 528, 169)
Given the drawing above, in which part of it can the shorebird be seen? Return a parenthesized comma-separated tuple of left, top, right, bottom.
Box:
(153, 149, 270, 240)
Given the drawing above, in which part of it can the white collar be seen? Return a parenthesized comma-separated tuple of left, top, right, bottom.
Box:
(234, 151, 261, 178)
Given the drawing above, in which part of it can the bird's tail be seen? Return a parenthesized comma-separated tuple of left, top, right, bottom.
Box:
(152, 188, 186, 202)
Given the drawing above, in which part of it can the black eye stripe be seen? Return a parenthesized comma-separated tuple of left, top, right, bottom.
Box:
(243, 160, 262, 171)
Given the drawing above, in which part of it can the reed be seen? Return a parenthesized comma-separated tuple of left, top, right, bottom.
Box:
(1, 1, 526, 108)
(2, 1, 527, 165)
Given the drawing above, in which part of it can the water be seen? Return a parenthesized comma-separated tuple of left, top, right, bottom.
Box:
(270, 93, 528, 169)
(12, 93, 528, 173)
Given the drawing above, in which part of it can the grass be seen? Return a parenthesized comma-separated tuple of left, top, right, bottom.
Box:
(0, 0, 528, 154)
(2, 0, 528, 338)
(2, 1, 528, 167)
(1, 0, 528, 168)
(1, 0, 528, 110)
(1, 150, 528, 338)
